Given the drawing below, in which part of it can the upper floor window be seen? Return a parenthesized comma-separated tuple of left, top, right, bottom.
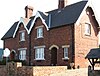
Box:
(85, 23, 91, 36)
(19, 49, 26, 60)
(37, 27, 43, 38)
(19, 31, 25, 41)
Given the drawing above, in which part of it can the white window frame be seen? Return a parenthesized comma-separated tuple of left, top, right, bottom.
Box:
(62, 45, 70, 60)
(18, 48, 26, 60)
(34, 46, 45, 60)
(37, 27, 43, 38)
(64, 47, 68, 59)
(85, 23, 91, 36)
(19, 30, 25, 41)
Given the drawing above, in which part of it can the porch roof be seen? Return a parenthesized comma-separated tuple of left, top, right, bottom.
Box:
(85, 48, 100, 59)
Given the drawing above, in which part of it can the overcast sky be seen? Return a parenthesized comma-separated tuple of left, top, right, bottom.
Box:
(0, 0, 100, 48)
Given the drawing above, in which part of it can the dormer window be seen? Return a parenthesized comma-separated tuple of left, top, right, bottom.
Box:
(19, 30, 25, 41)
(85, 23, 91, 36)
(37, 27, 43, 38)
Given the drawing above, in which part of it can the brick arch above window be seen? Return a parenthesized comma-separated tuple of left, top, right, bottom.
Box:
(49, 45, 59, 50)
(11, 49, 16, 54)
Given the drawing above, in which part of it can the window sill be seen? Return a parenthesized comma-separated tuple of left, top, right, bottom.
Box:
(34, 59, 45, 61)
(35, 37, 44, 39)
(62, 57, 69, 60)
(19, 59, 26, 61)
(84, 33, 91, 36)
(19, 40, 25, 42)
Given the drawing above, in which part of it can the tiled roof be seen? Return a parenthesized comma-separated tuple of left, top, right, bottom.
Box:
(1, 21, 18, 40)
(26, 17, 35, 30)
(85, 48, 100, 59)
(47, 1, 87, 28)
(38, 11, 49, 26)
(1, 1, 88, 40)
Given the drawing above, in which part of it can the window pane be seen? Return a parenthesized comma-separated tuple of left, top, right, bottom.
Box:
(35, 48, 44, 60)
(20, 31, 25, 41)
(35, 49, 38, 59)
(37, 27, 43, 38)
(19, 50, 26, 60)
(85, 23, 91, 35)
(64, 47, 68, 58)
(22, 32, 25, 39)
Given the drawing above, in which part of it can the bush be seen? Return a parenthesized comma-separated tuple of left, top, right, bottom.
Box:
(0, 59, 6, 65)
(8, 59, 27, 66)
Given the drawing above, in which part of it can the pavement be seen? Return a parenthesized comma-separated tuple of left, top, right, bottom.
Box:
(50, 68, 88, 76)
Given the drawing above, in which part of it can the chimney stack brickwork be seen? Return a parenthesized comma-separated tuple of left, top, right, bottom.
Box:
(25, 5, 33, 18)
(58, 0, 67, 9)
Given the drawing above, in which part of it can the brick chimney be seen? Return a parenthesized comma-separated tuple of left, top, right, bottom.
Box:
(25, 5, 33, 18)
(58, 0, 67, 9)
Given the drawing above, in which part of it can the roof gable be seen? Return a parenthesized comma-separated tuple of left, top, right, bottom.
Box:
(1, 17, 30, 40)
(28, 11, 49, 34)
(13, 17, 29, 38)
(3, 1, 98, 40)
(27, 1, 88, 34)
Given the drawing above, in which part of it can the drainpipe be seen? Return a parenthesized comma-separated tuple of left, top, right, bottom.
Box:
(28, 34, 31, 66)
(71, 25, 75, 63)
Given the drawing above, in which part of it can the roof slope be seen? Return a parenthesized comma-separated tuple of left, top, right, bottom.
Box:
(47, 1, 88, 28)
(85, 48, 100, 59)
(27, 17, 35, 30)
(2, 1, 89, 40)
(1, 22, 18, 40)
(38, 11, 49, 26)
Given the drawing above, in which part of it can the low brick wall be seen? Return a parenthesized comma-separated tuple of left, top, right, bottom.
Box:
(0, 62, 89, 76)
(16, 66, 67, 76)
(33, 66, 67, 76)
(6, 62, 67, 76)
(0, 65, 7, 76)
(17, 66, 33, 76)
(0, 64, 89, 76)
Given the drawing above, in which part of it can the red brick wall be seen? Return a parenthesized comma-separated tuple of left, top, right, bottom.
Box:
(3, 8, 99, 68)
(30, 18, 73, 66)
(4, 23, 30, 64)
(74, 7, 99, 68)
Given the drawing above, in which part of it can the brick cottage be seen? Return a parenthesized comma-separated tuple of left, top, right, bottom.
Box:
(1, 0, 99, 68)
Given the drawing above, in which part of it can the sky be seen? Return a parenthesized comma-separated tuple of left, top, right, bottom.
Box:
(0, 0, 100, 48)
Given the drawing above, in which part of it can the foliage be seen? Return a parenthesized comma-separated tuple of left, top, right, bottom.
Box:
(8, 59, 27, 65)
(0, 59, 6, 65)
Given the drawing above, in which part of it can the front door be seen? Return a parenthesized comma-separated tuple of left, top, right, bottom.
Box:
(51, 47, 57, 66)
(10, 51, 15, 60)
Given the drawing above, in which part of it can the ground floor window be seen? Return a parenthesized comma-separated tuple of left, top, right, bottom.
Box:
(35, 48, 44, 60)
(64, 47, 68, 58)
(19, 49, 26, 60)
(34, 46, 45, 60)
(62, 45, 70, 59)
